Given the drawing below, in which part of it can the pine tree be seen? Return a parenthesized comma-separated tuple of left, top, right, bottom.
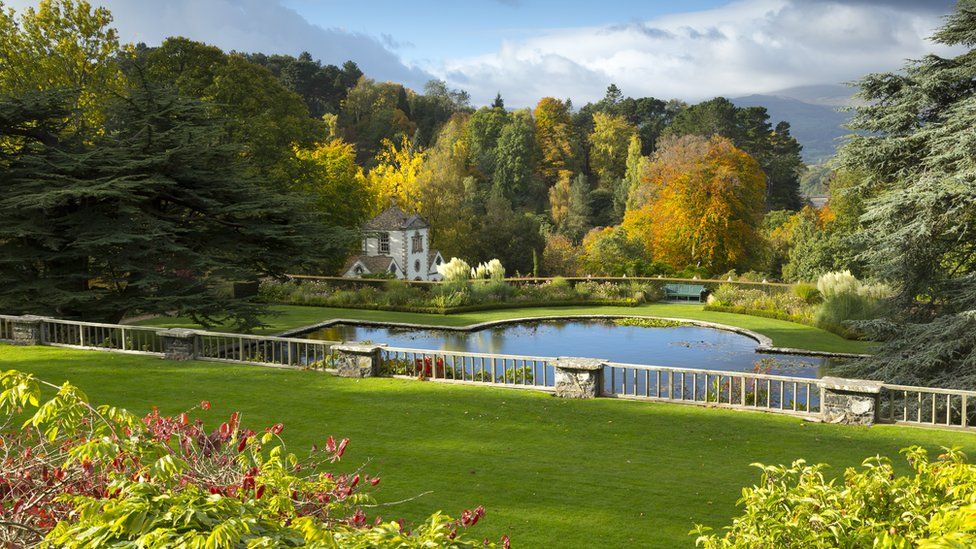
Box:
(491, 92, 505, 110)
(0, 82, 348, 329)
(838, 0, 976, 388)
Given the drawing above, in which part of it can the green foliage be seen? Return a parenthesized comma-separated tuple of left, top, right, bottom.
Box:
(664, 97, 804, 211)
(612, 317, 684, 328)
(257, 277, 653, 313)
(0, 81, 342, 329)
(837, 0, 976, 388)
(0, 369, 500, 548)
(708, 285, 814, 322)
(693, 447, 976, 548)
(792, 283, 822, 305)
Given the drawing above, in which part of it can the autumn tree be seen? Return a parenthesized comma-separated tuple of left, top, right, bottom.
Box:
(549, 172, 591, 242)
(579, 226, 650, 276)
(588, 112, 637, 188)
(665, 97, 804, 210)
(291, 138, 373, 230)
(533, 97, 578, 186)
(367, 136, 426, 211)
(413, 115, 479, 259)
(628, 135, 767, 273)
(542, 234, 579, 276)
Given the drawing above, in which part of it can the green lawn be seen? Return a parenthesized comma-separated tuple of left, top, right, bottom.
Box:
(4, 344, 969, 547)
(135, 303, 874, 354)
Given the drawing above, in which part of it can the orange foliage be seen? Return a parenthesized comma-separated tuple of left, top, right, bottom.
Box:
(626, 135, 767, 273)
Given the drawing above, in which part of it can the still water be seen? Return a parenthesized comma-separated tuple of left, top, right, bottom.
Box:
(303, 319, 828, 378)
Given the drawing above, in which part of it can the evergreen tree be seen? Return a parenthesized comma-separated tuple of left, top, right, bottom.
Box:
(0, 83, 347, 329)
(491, 92, 505, 109)
(838, 0, 976, 388)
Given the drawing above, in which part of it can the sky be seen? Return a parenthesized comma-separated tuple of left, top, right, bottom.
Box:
(4, 0, 959, 107)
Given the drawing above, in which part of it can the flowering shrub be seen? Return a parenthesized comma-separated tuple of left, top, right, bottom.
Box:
(693, 446, 976, 548)
(707, 284, 814, 321)
(259, 277, 653, 312)
(816, 270, 860, 298)
(437, 257, 471, 283)
(0, 370, 504, 548)
(814, 271, 891, 328)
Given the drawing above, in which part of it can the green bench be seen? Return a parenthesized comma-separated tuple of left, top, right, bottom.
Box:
(663, 283, 707, 302)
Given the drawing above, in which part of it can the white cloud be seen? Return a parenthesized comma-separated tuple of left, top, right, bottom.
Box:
(4, 0, 433, 89)
(433, 0, 957, 107)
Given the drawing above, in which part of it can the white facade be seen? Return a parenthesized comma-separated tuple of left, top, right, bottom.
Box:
(343, 206, 444, 281)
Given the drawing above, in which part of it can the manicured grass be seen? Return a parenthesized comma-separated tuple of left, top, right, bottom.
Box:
(136, 303, 875, 354)
(3, 344, 969, 547)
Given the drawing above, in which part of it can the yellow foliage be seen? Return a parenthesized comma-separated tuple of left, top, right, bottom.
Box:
(367, 136, 427, 213)
(627, 135, 767, 273)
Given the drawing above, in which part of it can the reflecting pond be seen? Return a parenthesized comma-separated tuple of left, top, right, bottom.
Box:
(303, 319, 833, 378)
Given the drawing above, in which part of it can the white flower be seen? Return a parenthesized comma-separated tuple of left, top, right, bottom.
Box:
(437, 257, 471, 283)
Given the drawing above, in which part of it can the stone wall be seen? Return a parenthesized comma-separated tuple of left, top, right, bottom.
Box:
(553, 357, 605, 399)
(819, 377, 882, 425)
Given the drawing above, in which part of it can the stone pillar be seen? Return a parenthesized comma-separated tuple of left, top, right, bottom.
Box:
(553, 357, 605, 399)
(819, 376, 883, 426)
(11, 315, 44, 345)
(159, 328, 197, 361)
(333, 343, 384, 378)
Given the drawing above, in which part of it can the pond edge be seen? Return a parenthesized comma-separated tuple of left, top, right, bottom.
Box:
(278, 314, 871, 360)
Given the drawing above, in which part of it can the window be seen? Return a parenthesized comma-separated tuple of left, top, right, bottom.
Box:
(414, 259, 421, 272)
(379, 233, 390, 254)
(389, 264, 397, 274)
(354, 265, 364, 275)
(411, 232, 423, 253)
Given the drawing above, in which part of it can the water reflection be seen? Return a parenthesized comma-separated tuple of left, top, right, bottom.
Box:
(305, 319, 829, 377)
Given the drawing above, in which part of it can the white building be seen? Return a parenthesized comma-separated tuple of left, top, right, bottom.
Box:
(341, 205, 444, 281)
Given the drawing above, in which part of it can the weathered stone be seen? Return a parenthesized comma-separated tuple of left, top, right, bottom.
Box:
(819, 376, 883, 425)
(10, 315, 44, 346)
(159, 328, 197, 361)
(553, 357, 605, 399)
(334, 343, 384, 378)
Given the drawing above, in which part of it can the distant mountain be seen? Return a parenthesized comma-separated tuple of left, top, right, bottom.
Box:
(732, 85, 854, 164)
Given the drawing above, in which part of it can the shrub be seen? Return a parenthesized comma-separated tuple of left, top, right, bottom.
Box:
(437, 257, 471, 283)
(814, 271, 891, 329)
(815, 290, 885, 327)
(381, 279, 424, 306)
(0, 370, 504, 548)
(816, 270, 859, 298)
(792, 283, 822, 304)
(693, 446, 976, 548)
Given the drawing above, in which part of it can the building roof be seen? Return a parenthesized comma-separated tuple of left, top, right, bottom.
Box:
(363, 204, 430, 231)
(342, 254, 400, 275)
(427, 250, 443, 273)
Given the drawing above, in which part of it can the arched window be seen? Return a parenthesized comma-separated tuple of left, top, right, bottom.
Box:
(354, 265, 364, 275)
(414, 259, 421, 272)
(411, 232, 423, 253)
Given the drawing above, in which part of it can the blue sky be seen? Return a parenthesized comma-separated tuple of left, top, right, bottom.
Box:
(6, 0, 958, 106)
(281, 0, 727, 63)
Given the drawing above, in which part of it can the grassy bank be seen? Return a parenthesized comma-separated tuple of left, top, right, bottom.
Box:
(136, 303, 875, 354)
(2, 345, 969, 547)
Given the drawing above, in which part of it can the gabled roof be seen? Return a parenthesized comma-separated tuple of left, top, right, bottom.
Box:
(363, 205, 429, 231)
(342, 254, 401, 275)
(427, 250, 444, 273)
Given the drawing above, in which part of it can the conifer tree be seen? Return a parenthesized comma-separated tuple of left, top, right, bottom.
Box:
(839, 0, 976, 387)
(0, 81, 347, 329)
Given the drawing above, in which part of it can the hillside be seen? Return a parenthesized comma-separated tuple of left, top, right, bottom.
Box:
(732, 89, 852, 164)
